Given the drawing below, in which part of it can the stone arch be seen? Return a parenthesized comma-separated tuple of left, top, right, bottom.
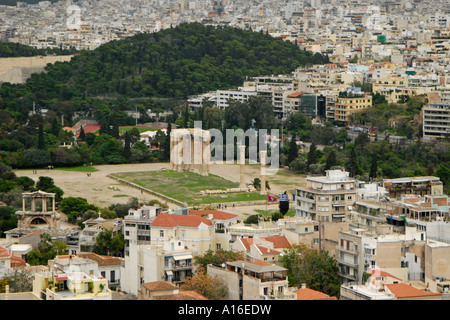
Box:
(30, 217, 48, 226)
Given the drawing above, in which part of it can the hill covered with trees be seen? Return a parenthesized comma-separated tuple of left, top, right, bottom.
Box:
(0, 23, 328, 169)
(0, 41, 75, 57)
(1, 23, 328, 106)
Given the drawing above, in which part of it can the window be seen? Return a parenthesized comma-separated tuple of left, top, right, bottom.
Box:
(160, 230, 164, 237)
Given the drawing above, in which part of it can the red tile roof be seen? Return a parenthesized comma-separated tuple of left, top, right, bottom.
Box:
(142, 281, 177, 291)
(76, 252, 124, 266)
(287, 92, 308, 98)
(240, 237, 253, 251)
(366, 269, 402, 281)
(76, 124, 100, 137)
(294, 287, 338, 300)
(153, 291, 209, 300)
(261, 235, 292, 249)
(189, 210, 238, 221)
(255, 244, 280, 255)
(386, 283, 441, 299)
(151, 212, 212, 228)
(0, 246, 26, 268)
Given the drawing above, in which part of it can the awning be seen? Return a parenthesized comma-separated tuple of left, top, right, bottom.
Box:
(166, 270, 173, 276)
(173, 254, 192, 261)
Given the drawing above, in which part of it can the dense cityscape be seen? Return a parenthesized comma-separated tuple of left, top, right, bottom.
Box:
(0, 0, 449, 305)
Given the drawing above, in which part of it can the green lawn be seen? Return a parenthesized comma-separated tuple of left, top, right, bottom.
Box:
(54, 165, 99, 172)
(111, 170, 266, 205)
(255, 208, 296, 217)
(119, 127, 160, 134)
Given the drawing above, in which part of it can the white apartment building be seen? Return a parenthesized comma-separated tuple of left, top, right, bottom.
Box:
(123, 205, 163, 257)
(207, 260, 296, 300)
(422, 101, 450, 140)
(337, 226, 426, 285)
(215, 88, 257, 109)
(121, 239, 194, 296)
(295, 170, 357, 222)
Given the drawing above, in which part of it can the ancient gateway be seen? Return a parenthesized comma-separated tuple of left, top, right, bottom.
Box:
(15, 190, 61, 230)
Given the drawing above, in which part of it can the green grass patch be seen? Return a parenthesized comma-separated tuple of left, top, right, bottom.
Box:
(111, 169, 266, 205)
(119, 127, 159, 134)
(54, 165, 98, 172)
(254, 208, 295, 217)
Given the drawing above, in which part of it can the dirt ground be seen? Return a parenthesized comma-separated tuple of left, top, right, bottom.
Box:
(15, 162, 307, 218)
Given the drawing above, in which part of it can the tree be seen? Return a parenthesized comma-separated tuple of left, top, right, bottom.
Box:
(279, 244, 341, 298)
(347, 146, 359, 177)
(181, 272, 227, 300)
(163, 122, 172, 161)
(288, 135, 298, 164)
(0, 206, 17, 237)
(324, 150, 337, 170)
(2, 268, 34, 293)
(78, 126, 86, 141)
(27, 233, 58, 265)
(36, 176, 64, 201)
(60, 197, 98, 223)
(194, 249, 244, 273)
(307, 142, 317, 168)
(123, 131, 131, 160)
(93, 229, 125, 257)
(370, 156, 378, 180)
(251, 177, 261, 191)
(37, 123, 45, 150)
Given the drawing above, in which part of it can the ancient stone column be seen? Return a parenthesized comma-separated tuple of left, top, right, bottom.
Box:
(239, 145, 246, 189)
(260, 150, 267, 195)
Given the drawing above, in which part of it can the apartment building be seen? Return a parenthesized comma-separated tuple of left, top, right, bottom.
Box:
(422, 101, 450, 140)
(123, 205, 162, 257)
(215, 88, 257, 109)
(340, 268, 442, 300)
(33, 270, 111, 300)
(150, 212, 215, 255)
(295, 170, 357, 222)
(207, 260, 296, 300)
(334, 93, 372, 123)
(347, 200, 388, 231)
(188, 209, 239, 251)
(230, 235, 292, 263)
(337, 226, 426, 285)
(382, 176, 444, 199)
(121, 239, 195, 296)
(425, 240, 450, 293)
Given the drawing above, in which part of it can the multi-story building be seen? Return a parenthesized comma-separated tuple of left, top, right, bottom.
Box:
(188, 209, 239, 251)
(295, 170, 357, 223)
(207, 260, 296, 300)
(337, 226, 427, 285)
(422, 101, 450, 140)
(150, 212, 215, 255)
(215, 88, 257, 109)
(121, 239, 195, 296)
(334, 93, 372, 123)
(340, 268, 442, 300)
(123, 205, 163, 257)
(33, 270, 111, 300)
(382, 176, 443, 199)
